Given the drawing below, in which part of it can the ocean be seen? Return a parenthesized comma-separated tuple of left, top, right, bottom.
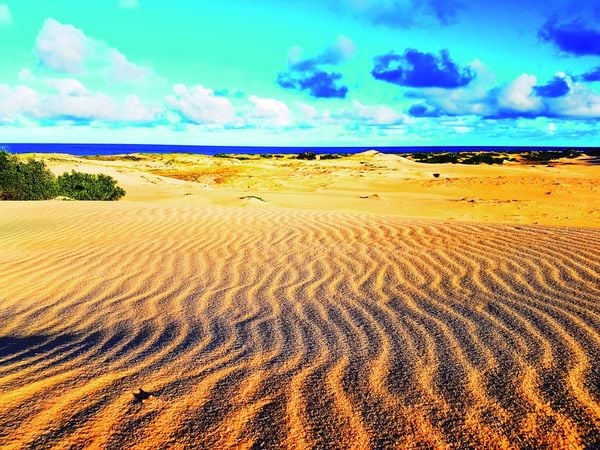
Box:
(0, 143, 596, 156)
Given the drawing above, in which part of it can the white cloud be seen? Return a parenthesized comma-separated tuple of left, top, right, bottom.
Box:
(497, 74, 543, 113)
(36, 19, 87, 73)
(0, 85, 39, 121)
(548, 84, 600, 118)
(295, 102, 322, 126)
(0, 4, 11, 27)
(408, 67, 600, 120)
(410, 61, 495, 117)
(109, 49, 151, 82)
(248, 95, 292, 126)
(40, 81, 159, 123)
(47, 78, 87, 96)
(18, 68, 34, 82)
(34, 18, 152, 83)
(0, 80, 159, 124)
(337, 100, 404, 125)
(118, 0, 140, 8)
(166, 84, 237, 125)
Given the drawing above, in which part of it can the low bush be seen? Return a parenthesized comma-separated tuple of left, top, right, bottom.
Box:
(460, 154, 507, 165)
(411, 152, 460, 164)
(297, 152, 317, 160)
(520, 150, 582, 162)
(0, 151, 57, 200)
(319, 154, 343, 160)
(0, 149, 126, 201)
(57, 171, 126, 200)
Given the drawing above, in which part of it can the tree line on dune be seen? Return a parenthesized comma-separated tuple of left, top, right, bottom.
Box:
(0, 150, 125, 201)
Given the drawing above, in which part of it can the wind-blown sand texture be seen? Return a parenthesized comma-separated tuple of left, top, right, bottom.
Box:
(1, 153, 599, 448)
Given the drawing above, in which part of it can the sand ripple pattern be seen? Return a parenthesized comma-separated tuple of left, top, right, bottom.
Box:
(0, 203, 599, 449)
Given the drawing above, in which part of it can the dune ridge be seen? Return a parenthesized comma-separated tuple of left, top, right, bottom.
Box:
(0, 202, 599, 449)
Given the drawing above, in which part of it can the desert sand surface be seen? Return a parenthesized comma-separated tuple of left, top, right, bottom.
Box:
(19, 150, 600, 227)
(1, 152, 599, 448)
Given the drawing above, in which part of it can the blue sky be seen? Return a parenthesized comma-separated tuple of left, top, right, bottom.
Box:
(1, 0, 600, 146)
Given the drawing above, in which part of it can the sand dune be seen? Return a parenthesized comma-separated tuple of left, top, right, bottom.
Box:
(1, 202, 598, 448)
(23, 152, 600, 227)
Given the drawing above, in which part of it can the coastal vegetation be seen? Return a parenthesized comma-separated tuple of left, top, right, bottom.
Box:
(0, 150, 125, 201)
(409, 151, 513, 164)
(57, 171, 126, 201)
(0, 150, 57, 200)
(296, 151, 317, 160)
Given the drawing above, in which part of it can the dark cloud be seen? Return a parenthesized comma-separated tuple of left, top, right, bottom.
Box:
(581, 66, 600, 82)
(277, 38, 353, 99)
(371, 49, 474, 88)
(534, 76, 570, 97)
(277, 70, 348, 98)
(539, 20, 600, 56)
(408, 103, 441, 117)
(484, 110, 542, 120)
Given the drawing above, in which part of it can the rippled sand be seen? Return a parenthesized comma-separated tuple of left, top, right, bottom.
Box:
(1, 202, 599, 449)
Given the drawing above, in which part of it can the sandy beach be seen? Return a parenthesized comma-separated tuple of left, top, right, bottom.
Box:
(1, 152, 599, 448)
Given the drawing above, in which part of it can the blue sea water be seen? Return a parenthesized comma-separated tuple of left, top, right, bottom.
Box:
(0, 143, 595, 156)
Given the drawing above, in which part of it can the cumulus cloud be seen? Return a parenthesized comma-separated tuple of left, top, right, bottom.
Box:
(248, 95, 293, 126)
(494, 74, 544, 117)
(47, 78, 88, 96)
(0, 80, 159, 125)
(539, 19, 600, 56)
(36, 19, 87, 73)
(166, 84, 237, 125)
(35, 18, 152, 83)
(0, 85, 39, 121)
(371, 49, 475, 88)
(547, 83, 600, 118)
(39, 80, 159, 123)
(409, 70, 600, 120)
(0, 4, 11, 26)
(296, 102, 318, 120)
(109, 49, 151, 82)
(336, 100, 404, 125)
(118, 0, 140, 8)
(277, 36, 355, 98)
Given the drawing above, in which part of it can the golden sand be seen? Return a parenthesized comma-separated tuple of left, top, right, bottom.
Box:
(1, 153, 599, 448)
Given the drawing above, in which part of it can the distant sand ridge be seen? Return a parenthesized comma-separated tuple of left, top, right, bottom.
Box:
(1, 201, 599, 448)
(18, 151, 600, 227)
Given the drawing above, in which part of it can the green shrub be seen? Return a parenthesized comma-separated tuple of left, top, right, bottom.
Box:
(460, 154, 507, 165)
(0, 151, 58, 200)
(0, 150, 126, 201)
(520, 150, 582, 162)
(57, 171, 126, 200)
(297, 152, 316, 160)
(411, 152, 460, 164)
